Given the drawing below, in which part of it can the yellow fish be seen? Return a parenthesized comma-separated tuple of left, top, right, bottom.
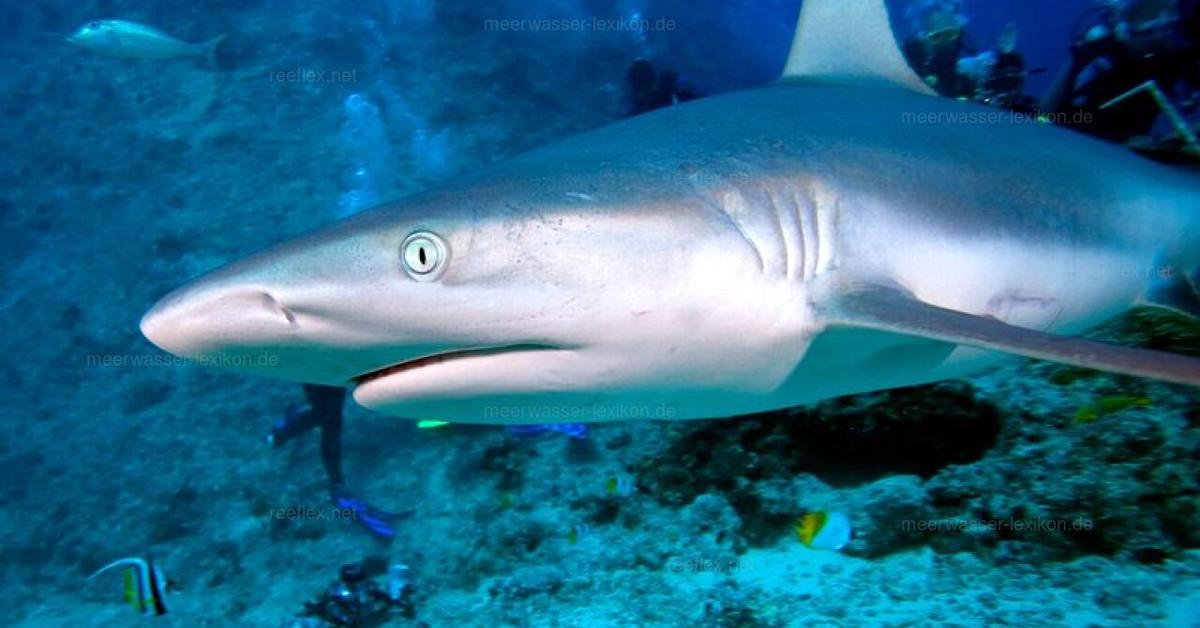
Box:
(794, 511, 853, 551)
(90, 556, 172, 616)
(605, 475, 635, 497)
(1075, 395, 1152, 424)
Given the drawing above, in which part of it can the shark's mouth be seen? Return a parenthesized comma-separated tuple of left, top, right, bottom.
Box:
(352, 344, 560, 387)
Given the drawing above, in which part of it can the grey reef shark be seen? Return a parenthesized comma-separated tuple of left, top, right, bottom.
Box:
(141, 0, 1200, 423)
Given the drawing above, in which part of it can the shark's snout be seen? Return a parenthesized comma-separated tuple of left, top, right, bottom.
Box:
(140, 284, 299, 360)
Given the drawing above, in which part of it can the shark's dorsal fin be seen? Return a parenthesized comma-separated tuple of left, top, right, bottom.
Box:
(819, 285, 1200, 387)
(782, 0, 935, 95)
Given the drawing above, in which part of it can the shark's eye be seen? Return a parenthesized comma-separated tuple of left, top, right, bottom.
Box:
(401, 231, 447, 280)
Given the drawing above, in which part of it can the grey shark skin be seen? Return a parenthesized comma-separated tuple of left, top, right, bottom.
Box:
(140, 0, 1200, 423)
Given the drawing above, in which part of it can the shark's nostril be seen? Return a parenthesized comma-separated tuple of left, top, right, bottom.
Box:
(260, 292, 297, 327)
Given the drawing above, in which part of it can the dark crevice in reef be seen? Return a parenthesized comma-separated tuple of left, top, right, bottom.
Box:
(637, 382, 1002, 545)
(466, 439, 533, 492)
(779, 383, 1002, 486)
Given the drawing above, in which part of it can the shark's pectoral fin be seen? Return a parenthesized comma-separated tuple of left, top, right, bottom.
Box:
(781, 0, 935, 95)
(818, 285, 1200, 387)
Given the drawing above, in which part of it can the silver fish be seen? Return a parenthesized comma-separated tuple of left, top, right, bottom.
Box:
(68, 19, 223, 66)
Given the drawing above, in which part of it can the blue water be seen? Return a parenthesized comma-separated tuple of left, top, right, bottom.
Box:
(2, 1, 1199, 626)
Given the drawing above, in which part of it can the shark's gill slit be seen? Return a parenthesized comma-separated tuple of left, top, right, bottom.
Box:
(706, 190, 766, 273)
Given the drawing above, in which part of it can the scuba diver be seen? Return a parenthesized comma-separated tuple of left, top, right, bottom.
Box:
(626, 58, 703, 116)
(269, 384, 405, 538)
(903, 2, 1040, 110)
(1045, 0, 1200, 149)
(296, 561, 414, 625)
(974, 23, 1042, 113)
(903, 0, 979, 98)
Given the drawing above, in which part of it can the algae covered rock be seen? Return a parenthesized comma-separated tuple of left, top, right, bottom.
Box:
(839, 475, 935, 557)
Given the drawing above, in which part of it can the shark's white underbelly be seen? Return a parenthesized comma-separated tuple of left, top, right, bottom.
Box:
(768, 231, 1155, 408)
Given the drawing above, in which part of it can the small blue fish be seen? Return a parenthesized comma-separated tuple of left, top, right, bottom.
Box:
(567, 523, 592, 544)
(606, 474, 637, 498)
(386, 564, 410, 602)
(89, 556, 173, 616)
(504, 423, 589, 440)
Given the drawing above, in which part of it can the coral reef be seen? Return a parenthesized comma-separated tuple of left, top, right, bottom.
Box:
(1, 0, 1198, 625)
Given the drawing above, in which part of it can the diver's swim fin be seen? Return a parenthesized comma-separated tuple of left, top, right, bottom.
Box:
(818, 285, 1200, 387)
